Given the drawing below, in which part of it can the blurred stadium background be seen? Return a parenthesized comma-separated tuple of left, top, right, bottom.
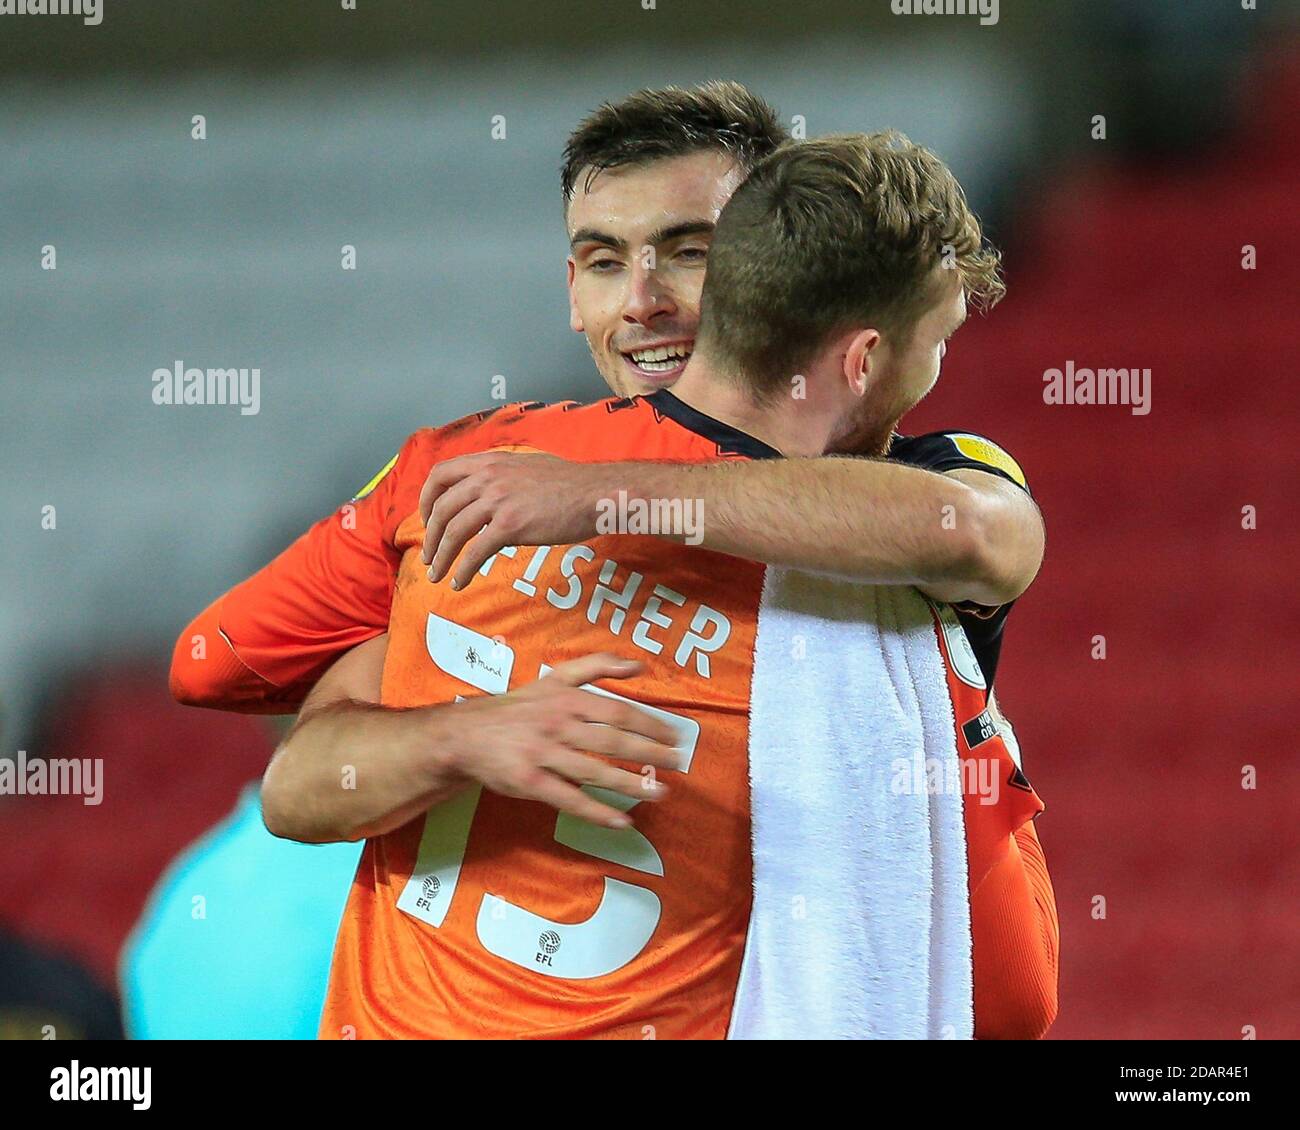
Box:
(1, 1, 1297, 1039)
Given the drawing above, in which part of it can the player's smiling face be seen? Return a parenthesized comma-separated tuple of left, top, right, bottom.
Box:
(566, 150, 745, 398)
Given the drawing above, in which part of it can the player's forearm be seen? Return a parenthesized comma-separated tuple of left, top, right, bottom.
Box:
(618, 457, 990, 591)
(261, 701, 468, 844)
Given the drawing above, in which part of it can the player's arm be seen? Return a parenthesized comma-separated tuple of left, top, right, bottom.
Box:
(261, 639, 683, 845)
(261, 632, 463, 843)
(602, 456, 1042, 606)
(420, 449, 1043, 607)
(169, 439, 419, 714)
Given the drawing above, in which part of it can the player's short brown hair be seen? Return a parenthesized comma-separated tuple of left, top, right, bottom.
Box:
(561, 81, 788, 204)
(697, 131, 1005, 396)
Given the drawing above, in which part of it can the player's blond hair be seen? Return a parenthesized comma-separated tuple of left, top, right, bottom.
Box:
(697, 131, 1005, 395)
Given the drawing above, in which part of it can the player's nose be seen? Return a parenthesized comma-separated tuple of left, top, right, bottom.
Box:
(621, 265, 677, 325)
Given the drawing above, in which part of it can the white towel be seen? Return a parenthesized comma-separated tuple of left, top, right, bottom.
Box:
(727, 568, 974, 1040)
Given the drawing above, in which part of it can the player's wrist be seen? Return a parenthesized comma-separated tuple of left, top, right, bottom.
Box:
(415, 701, 473, 786)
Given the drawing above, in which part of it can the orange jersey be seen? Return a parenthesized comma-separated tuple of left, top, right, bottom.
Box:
(325, 395, 770, 1039)
(171, 391, 1058, 1038)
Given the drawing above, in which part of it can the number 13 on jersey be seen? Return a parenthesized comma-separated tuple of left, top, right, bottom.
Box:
(397, 616, 700, 980)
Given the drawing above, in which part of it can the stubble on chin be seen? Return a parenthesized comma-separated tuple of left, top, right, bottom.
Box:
(826, 413, 898, 458)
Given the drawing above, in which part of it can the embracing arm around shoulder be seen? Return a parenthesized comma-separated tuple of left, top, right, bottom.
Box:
(641, 457, 1045, 606)
(420, 451, 1045, 607)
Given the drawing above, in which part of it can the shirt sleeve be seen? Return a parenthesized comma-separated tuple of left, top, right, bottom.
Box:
(970, 819, 1060, 1039)
(887, 430, 1031, 494)
(169, 429, 432, 713)
(887, 430, 1035, 685)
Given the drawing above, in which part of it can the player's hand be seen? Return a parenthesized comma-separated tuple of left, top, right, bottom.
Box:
(419, 451, 606, 590)
(442, 653, 682, 829)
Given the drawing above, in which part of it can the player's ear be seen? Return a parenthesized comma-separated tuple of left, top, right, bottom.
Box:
(842, 328, 880, 398)
(566, 257, 584, 333)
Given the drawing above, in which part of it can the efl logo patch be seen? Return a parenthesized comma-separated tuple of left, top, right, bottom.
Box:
(948, 434, 1027, 488)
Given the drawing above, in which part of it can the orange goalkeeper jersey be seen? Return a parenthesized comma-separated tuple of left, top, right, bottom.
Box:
(172, 391, 1058, 1039)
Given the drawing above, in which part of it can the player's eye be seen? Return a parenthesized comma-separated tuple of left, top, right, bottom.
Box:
(586, 256, 622, 273)
(676, 245, 708, 263)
